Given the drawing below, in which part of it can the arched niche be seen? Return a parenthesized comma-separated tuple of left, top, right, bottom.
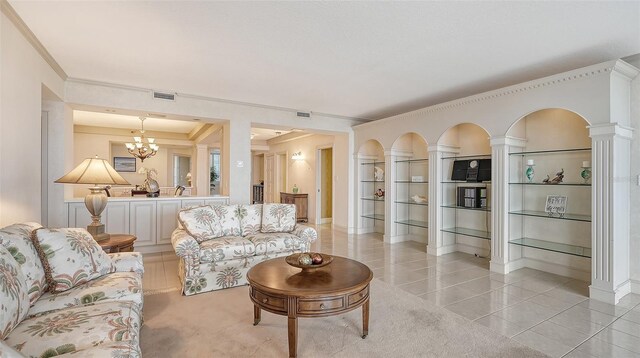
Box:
(506, 108, 591, 151)
(391, 132, 428, 158)
(357, 139, 385, 158)
(357, 139, 385, 234)
(437, 123, 491, 156)
(506, 108, 592, 282)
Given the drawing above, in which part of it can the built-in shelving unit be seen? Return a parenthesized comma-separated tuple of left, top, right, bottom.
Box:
(360, 159, 385, 232)
(394, 157, 429, 244)
(508, 147, 592, 260)
(440, 153, 492, 254)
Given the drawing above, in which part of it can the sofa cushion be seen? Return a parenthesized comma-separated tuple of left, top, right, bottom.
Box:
(199, 236, 256, 263)
(261, 204, 296, 233)
(237, 204, 263, 236)
(211, 204, 241, 236)
(0, 245, 30, 340)
(0, 340, 23, 357)
(28, 272, 143, 318)
(248, 232, 309, 257)
(32, 228, 115, 293)
(4, 301, 141, 358)
(177, 205, 223, 243)
(0, 222, 46, 304)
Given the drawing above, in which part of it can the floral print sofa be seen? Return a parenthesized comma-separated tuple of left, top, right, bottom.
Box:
(0, 222, 144, 357)
(172, 203, 317, 295)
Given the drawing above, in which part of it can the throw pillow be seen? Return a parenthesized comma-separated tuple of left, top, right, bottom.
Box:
(261, 203, 296, 233)
(0, 245, 30, 340)
(178, 205, 223, 243)
(31, 228, 115, 293)
(0, 222, 47, 304)
(237, 204, 262, 236)
(212, 204, 241, 236)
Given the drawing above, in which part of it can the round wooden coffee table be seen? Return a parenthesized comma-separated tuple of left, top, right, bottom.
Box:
(247, 255, 372, 358)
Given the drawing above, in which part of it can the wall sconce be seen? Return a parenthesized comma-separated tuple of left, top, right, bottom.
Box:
(291, 151, 304, 160)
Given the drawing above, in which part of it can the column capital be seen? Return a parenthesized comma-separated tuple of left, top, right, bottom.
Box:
(588, 123, 634, 140)
(196, 143, 209, 150)
(489, 136, 526, 147)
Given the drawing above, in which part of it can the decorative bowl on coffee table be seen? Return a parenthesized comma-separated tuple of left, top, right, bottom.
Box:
(286, 253, 333, 272)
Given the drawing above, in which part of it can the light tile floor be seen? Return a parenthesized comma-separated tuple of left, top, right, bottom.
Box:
(143, 225, 640, 358)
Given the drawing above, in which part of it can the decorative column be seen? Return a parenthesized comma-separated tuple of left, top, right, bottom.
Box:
(489, 136, 525, 274)
(222, 120, 252, 204)
(195, 144, 209, 196)
(427, 145, 458, 256)
(383, 151, 397, 243)
(589, 123, 633, 304)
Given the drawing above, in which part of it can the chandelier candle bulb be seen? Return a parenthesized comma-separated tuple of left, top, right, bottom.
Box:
(526, 159, 535, 166)
(582, 161, 590, 168)
(126, 117, 159, 162)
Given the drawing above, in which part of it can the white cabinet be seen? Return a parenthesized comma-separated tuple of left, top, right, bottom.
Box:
(65, 196, 229, 252)
(129, 201, 157, 247)
(157, 200, 181, 245)
(104, 201, 129, 234)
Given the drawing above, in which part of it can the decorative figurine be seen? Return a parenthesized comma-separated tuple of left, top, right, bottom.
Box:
(374, 166, 384, 181)
(544, 169, 564, 184)
(580, 161, 591, 184)
(411, 195, 427, 203)
(525, 159, 535, 183)
(542, 175, 550, 184)
(374, 188, 385, 198)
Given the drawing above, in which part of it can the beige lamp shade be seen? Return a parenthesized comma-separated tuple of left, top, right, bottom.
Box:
(55, 157, 130, 242)
(55, 157, 130, 185)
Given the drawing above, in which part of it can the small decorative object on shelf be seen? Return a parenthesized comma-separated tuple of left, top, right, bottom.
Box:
(374, 166, 384, 181)
(411, 195, 427, 203)
(580, 161, 591, 184)
(525, 159, 535, 183)
(374, 188, 385, 198)
(543, 168, 564, 184)
(139, 167, 160, 197)
(545, 195, 568, 217)
(292, 184, 299, 193)
(411, 175, 424, 182)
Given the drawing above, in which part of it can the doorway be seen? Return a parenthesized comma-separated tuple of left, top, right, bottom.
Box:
(316, 147, 333, 224)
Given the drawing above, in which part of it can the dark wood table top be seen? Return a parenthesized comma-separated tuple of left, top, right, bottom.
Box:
(247, 255, 372, 296)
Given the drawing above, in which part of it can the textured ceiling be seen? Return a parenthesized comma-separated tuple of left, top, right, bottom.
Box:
(10, 1, 640, 120)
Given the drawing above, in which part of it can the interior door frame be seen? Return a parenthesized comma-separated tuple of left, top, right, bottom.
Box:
(315, 145, 334, 225)
(264, 154, 275, 203)
(275, 151, 288, 202)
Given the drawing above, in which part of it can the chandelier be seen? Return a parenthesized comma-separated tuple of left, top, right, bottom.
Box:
(125, 117, 159, 162)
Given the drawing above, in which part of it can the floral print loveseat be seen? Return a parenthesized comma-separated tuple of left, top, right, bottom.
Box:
(172, 203, 317, 295)
(0, 222, 144, 357)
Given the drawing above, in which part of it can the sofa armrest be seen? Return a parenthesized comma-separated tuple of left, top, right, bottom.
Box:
(291, 224, 318, 243)
(171, 229, 200, 265)
(108, 252, 144, 274)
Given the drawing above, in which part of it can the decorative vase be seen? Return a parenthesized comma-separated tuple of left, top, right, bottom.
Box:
(525, 165, 535, 183)
(580, 167, 591, 184)
(292, 184, 299, 193)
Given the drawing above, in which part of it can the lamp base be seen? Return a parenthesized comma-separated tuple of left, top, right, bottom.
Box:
(87, 224, 110, 242)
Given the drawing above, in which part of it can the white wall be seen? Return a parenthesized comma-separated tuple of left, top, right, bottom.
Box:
(263, 133, 353, 231)
(0, 11, 66, 226)
(630, 74, 640, 286)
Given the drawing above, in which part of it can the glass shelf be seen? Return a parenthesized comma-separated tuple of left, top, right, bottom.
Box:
(360, 180, 385, 183)
(361, 214, 384, 221)
(361, 197, 385, 201)
(509, 182, 590, 187)
(509, 237, 591, 258)
(509, 210, 590, 222)
(441, 181, 491, 185)
(396, 220, 428, 228)
(395, 158, 429, 163)
(395, 180, 429, 184)
(441, 154, 491, 160)
(395, 200, 428, 206)
(441, 227, 491, 240)
(361, 161, 385, 166)
(441, 205, 491, 212)
(509, 148, 591, 156)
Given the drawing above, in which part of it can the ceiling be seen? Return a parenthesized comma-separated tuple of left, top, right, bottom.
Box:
(250, 127, 292, 141)
(10, 2, 640, 120)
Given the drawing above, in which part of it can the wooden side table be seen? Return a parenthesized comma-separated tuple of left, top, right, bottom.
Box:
(99, 234, 136, 253)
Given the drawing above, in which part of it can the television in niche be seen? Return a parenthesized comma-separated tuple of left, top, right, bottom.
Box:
(451, 159, 491, 182)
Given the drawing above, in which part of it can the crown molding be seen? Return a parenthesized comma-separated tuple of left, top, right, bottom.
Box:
(611, 59, 640, 80)
(355, 60, 622, 130)
(1, 0, 67, 80)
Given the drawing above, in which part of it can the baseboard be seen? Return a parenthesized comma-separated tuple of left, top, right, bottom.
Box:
(357, 226, 375, 234)
(455, 243, 490, 258)
(136, 244, 173, 254)
(319, 218, 332, 224)
(489, 261, 510, 274)
(510, 257, 590, 282)
(426, 244, 457, 256)
(384, 234, 408, 244)
(589, 281, 631, 305)
(332, 224, 354, 234)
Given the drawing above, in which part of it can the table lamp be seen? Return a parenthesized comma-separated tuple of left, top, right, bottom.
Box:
(55, 156, 130, 241)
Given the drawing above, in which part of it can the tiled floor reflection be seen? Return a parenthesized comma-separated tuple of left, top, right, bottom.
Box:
(142, 224, 640, 358)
